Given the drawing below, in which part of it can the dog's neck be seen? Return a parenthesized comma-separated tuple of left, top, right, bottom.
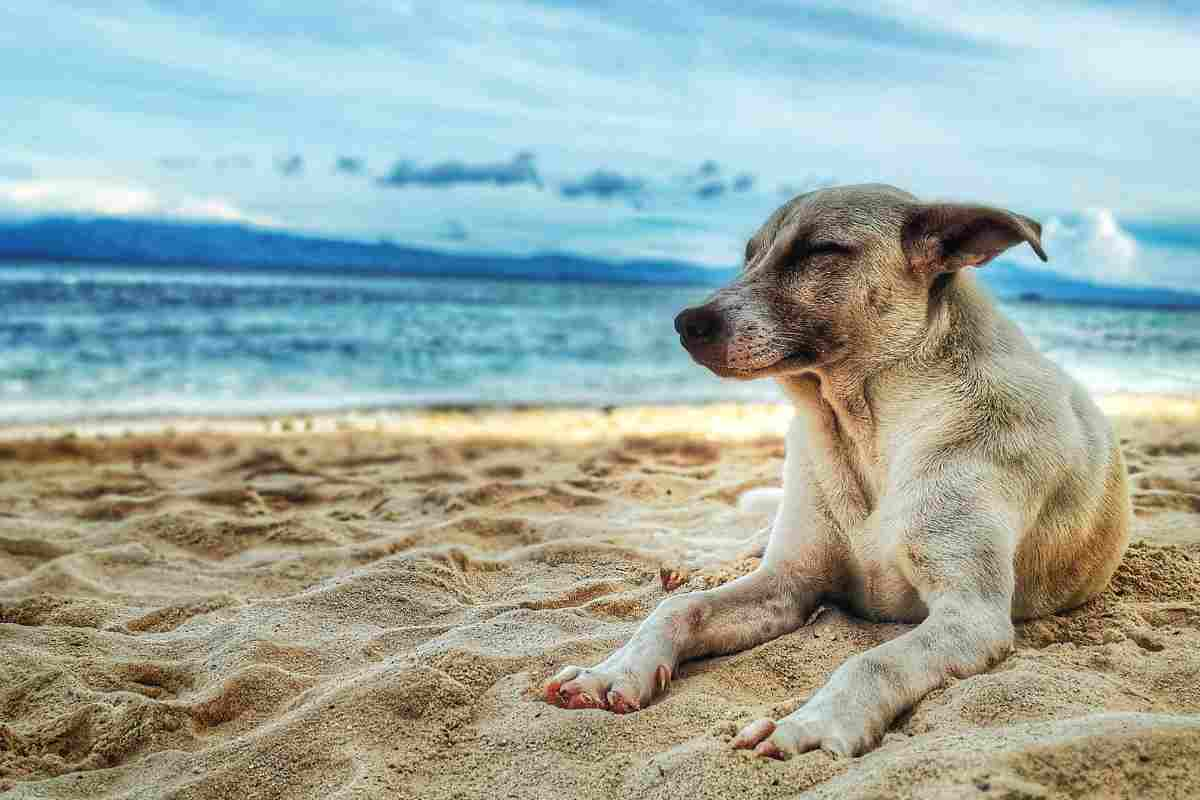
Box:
(775, 272, 998, 477)
(915, 271, 999, 368)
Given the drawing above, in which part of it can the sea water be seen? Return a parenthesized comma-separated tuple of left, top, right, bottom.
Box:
(0, 263, 1196, 423)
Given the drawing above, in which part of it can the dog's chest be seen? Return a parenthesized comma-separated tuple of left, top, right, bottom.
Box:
(807, 448, 927, 620)
(787, 403, 928, 620)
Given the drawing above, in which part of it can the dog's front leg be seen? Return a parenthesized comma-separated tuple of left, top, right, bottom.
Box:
(544, 565, 823, 713)
(546, 422, 838, 714)
(734, 487, 1018, 758)
(733, 594, 1013, 757)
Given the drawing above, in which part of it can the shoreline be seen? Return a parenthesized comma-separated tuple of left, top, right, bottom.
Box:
(0, 393, 1195, 442)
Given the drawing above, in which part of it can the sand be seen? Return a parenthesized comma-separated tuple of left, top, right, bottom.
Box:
(1, 399, 1199, 799)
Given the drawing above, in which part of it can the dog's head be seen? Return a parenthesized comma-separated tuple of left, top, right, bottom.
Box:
(674, 184, 1047, 379)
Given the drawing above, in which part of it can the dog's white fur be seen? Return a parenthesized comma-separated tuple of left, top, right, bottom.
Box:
(544, 185, 1131, 760)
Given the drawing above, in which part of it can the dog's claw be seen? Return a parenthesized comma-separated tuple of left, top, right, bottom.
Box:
(755, 740, 787, 760)
(566, 691, 600, 710)
(733, 713, 865, 760)
(659, 567, 689, 592)
(655, 664, 672, 694)
(544, 669, 608, 711)
(606, 690, 640, 714)
(543, 660, 674, 714)
(731, 718, 776, 750)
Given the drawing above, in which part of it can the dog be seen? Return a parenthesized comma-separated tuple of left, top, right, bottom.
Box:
(544, 184, 1131, 759)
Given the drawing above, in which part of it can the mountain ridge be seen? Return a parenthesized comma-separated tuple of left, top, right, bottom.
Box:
(2, 215, 1197, 309)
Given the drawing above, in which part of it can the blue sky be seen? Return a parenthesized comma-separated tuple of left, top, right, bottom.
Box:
(2, 1, 1199, 289)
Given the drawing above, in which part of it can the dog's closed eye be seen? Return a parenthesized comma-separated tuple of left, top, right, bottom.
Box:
(788, 240, 856, 268)
(806, 241, 855, 257)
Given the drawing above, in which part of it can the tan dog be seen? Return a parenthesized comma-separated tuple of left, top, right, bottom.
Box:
(544, 184, 1131, 759)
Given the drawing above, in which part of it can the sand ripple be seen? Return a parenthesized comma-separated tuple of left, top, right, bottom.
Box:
(1, 405, 1199, 798)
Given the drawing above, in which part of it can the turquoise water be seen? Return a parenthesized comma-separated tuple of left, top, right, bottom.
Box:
(0, 263, 1197, 423)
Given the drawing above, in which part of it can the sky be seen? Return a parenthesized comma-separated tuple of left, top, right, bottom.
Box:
(1, 1, 1199, 289)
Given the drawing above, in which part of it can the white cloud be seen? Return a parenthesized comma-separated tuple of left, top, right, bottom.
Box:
(1006, 207, 1200, 292)
(1039, 208, 1139, 284)
(171, 197, 277, 226)
(0, 178, 157, 217)
(0, 178, 277, 227)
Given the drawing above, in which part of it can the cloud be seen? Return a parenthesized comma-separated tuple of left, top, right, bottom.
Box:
(679, 161, 721, 185)
(0, 178, 158, 217)
(441, 220, 469, 242)
(172, 197, 276, 225)
(215, 155, 253, 169)
(1006, 207, 1140, 285)
(560, 160, 749, 204)
(162, 155, 253, 170)
(732, 173, 755, 192)
(334, 156, 365, 175)
(0, 162, 34, 180)
(1002, 207, 1200, 292)
(158, 156, 200, 170)
(559, 170, 646, 204)
(683, 162, 755, 199)
(0, 177, 276, 227)
(378, 152, 541, 189)
(276, 154, 304, 177)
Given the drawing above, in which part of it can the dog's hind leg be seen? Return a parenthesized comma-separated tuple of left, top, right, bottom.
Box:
(738, 486, 784, 515)
(734, 488, 783, 558)
(545, 565, 823, 714)
(660, 490, 776, 586)
(657, 522, 771, 592)
(737, 526, 771, 559)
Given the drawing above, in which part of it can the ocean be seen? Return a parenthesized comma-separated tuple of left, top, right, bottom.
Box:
(0, 262, 1197, 424)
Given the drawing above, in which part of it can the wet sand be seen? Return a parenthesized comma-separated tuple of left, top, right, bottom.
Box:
(1, 399, 1199, 799)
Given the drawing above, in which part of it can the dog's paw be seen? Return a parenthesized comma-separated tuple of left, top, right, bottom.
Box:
(543, 661, 672, 714)
(731, 711, 870, 760)
(659, 566, 690, 592)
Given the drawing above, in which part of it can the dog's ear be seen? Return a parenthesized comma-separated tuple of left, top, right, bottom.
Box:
(902, 204, 1048, 274)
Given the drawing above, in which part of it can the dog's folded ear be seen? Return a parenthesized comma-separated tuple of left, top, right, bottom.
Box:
(902, 204, 1048, 274)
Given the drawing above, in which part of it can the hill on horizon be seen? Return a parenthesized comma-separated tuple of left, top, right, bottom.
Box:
(1, 215, 1198, 310)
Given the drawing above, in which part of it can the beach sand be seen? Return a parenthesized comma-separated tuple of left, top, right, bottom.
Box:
(1, 399, 1199, 799)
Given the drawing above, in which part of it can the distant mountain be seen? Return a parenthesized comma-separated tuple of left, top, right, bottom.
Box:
(977, 262, 1200, 310)
(1, 215, 1198, 309)
(0, 216, 727, 287)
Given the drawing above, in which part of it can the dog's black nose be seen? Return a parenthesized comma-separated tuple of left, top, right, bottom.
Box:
(674, 306, 722, 346)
